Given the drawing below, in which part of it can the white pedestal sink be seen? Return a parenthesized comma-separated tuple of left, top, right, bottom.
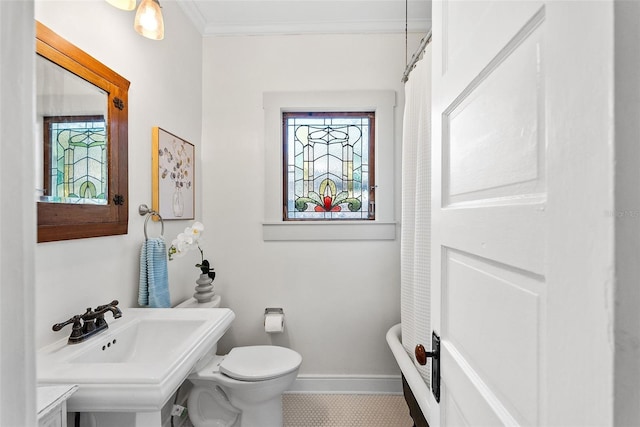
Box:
(37, 307, 235, 426)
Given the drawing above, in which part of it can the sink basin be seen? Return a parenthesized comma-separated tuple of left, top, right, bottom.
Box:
(68, 319, 205, 364)
(37, 307, 235, 412)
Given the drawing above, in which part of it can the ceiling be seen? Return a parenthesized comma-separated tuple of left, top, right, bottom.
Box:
(175, 0, 432, 36)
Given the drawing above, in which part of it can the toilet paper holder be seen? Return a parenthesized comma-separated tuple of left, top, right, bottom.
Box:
(264, 308, 285, 333)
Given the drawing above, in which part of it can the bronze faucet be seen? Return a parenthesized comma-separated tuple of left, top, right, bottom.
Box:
(52, 300, 122, 344)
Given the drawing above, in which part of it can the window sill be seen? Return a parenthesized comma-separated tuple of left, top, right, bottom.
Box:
(262, 222, 397, 241)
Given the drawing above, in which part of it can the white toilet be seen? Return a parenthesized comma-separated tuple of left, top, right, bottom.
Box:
(176, 297, 302, 427)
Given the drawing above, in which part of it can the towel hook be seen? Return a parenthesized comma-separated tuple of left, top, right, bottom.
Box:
(138, 204, 164, 240)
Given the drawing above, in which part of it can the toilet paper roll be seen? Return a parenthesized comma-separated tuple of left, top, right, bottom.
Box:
(264, 313, 285, 333)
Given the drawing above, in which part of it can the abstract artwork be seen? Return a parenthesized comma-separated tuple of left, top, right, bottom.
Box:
(152, 127, 194, 220)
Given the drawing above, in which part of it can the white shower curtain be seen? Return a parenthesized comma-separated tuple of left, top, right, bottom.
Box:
(400, 46, 432, 386)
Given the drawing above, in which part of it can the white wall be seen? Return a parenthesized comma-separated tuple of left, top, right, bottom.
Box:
(201, 33, 419, 378)
(34, 0, 203, 348)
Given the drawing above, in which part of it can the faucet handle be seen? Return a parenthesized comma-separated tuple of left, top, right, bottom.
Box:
(95, 300, 122, 319)
(95, 300, 119, 311)
(52, 315, 83, 340)
(52, 315, 86, 344)
(52, 315, 81, 331)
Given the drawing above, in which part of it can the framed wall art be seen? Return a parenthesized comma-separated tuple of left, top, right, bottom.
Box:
(152, 127, 194, 220)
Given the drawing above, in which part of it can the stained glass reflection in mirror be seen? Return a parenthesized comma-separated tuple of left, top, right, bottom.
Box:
(283, 112, 375, 220)
(43, 115, 107, 204)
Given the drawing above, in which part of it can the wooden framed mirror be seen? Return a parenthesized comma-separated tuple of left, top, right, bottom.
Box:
(36, 21, 130, 242)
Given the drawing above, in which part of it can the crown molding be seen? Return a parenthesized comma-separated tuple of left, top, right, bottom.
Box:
(203, 18, 430, 36)
(176, 0, 208, 34)
(176, 0, 431, 36)
(202, 18, 431, 36)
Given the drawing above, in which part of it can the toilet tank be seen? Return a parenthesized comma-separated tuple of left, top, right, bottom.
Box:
(175, 295, 221, 309)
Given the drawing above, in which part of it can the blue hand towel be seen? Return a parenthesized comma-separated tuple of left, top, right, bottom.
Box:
(138, 237, 170, 308)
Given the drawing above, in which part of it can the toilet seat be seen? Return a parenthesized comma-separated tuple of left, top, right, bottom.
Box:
(219, 346, 302, 381)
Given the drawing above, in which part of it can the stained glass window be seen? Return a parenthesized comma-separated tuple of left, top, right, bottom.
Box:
(43, 115, 107, 204)
(283, 112, 375, 220)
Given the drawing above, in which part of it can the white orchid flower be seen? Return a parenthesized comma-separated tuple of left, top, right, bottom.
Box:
(185, 222, 204, 242)
(169, 238, 186, 259)
(168, 221, 208, 264)
(177, 232, 194, 246)
(191, 221, 204, 238)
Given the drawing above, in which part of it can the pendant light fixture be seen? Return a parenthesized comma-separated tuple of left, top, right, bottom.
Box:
(105, 0, 136, 11)
(134, 0, 165, 40)
(106, 0, 164, 41)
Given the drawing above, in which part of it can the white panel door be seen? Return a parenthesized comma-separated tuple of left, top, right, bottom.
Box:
(428, 1, 615, 426)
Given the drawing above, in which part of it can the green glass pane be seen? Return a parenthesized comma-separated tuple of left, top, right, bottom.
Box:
(47, 116, 107, 202)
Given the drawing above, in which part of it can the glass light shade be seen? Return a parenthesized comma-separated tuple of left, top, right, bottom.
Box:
(134, 0, 164, 40)
(106, 0, 136, 11)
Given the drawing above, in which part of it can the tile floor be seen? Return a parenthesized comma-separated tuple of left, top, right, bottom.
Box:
(283, 394, 413, 427)
(179, 393, 413, 427)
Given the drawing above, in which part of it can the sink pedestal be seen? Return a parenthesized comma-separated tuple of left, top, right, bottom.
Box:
(135, 411, 161, 426)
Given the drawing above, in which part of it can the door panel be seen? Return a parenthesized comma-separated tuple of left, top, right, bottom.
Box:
(442, 344, 518, 426)
(434, 5, 547, 421)
(443, 249, 542, 425)
(431, 0, 614, 425)
(443, 24, 544, 206)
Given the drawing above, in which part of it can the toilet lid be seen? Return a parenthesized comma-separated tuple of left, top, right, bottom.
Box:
(219, 346, 302, 381)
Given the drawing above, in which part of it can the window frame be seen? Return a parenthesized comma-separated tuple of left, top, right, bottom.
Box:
(282, 111, 376, 221)
(263, 91, 397, 241)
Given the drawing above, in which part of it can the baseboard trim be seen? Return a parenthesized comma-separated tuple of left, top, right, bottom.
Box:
(286, 375, 403, 395)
